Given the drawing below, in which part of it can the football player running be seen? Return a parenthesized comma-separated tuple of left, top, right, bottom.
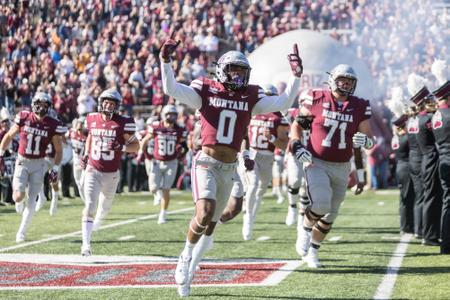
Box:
(293, 64, 372, 268)
(139, 104, 188, 224)
(79, 88, 139, 256)
(0, 92, 65, 243)
(242, 84, 289, 240)
(160, 32, 302, 296)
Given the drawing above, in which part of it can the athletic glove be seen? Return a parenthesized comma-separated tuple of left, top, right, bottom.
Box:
(287, 43, 303, 78)
(241, 150, 255, 171)
(107, 140, 125, 151)
(352, 132, 374, 149)
(291, 140, 312, 163)
(80, 155, 89, 170)
(48, 166, 59, 183)
(160, 32, 181, 63)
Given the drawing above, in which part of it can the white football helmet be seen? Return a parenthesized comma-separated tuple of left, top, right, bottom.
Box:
(98, 88, 122, 116)
(216, 51, 251, 90)
(161, 104, 178, 123)
(327, 64, 357, 96)
(261, 84, 278, 96)
(32, 92, 52, 116)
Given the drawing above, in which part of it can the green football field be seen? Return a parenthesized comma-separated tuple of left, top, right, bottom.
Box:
(0, 188, 448, 299)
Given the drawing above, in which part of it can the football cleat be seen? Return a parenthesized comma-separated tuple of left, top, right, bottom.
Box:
(285, 206, 298, 226)
(303, 247, 322, 268)
(276, 195, 285, 204)
(177, 281, 191, 297)
(296, 226, 311, 257)
(35, 194, 46, 212)
(15, 202, 24, 214)
(81, 245, 92, 257)
(175, 254, 191, 285)
(49, 199, 57, 216)
(16, 232, 25, 243)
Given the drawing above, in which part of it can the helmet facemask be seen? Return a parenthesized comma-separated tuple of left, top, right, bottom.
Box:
(32, 92, 52, 117)
(165, 113, 177, 124)
(99, 98, 119, 118)
(215, 51, 251, 91)
(32, 100, 50, 117)
(218, 64, 250, 91)
(327, 64, 358, 97)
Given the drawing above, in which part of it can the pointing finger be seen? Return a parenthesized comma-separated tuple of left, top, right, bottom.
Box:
(293, 43, 299, 56)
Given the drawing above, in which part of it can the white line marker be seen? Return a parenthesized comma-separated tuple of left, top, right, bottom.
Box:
(117, 235, 135, 241)
(375, 190, 400, 196)
(261, 260, 302, 286)
(256, 236, 271, 241)
(0, 207, 194, 253)
(377, 201, 385, 206)
(381, 236, 401, 241)
(328, 236, 341, 242)
(137, 201, 147, 205)
(373, 233, 412, 300)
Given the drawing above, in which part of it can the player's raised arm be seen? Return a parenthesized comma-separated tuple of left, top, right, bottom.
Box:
(160, 33, 202, 109)
(253, 44, 303, 115)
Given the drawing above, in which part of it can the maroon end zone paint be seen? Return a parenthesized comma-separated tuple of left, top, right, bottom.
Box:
(0, 262, 285, 288)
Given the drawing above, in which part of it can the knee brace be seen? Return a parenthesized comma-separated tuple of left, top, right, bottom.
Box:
(305, 207, 323, 222)
(288, 186, 299, 195)
(314, 219, 333, 234)
(190, 216, 207, 236)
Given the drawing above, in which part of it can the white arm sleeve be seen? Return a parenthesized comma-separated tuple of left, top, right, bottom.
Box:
(252, 75, 301, 115)
(161, 62, 202, 109)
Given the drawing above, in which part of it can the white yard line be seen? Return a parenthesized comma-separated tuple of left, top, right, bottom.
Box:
(373, 233, 413, 300)
(261, 260, 302, 286)
(0, 207, 194, 253)
(328, 236, 341, 242)
(117, 235, 135, 241)
(256, 236, 271, 241)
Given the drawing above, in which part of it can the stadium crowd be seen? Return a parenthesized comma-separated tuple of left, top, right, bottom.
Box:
(1, 0, 448, 192)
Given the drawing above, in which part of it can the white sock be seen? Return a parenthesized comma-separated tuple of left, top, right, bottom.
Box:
(18, 199, 34, 236)
(82, 220, 93, 247)
(287, 191, 298, 206)
(51, 190, 59, 202)
(189, 234, 213, 273)
(39, 190, 46, 201)
(182, 238, 196, 258)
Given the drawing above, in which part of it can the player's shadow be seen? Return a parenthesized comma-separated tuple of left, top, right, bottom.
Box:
(296, 264, 450, 276)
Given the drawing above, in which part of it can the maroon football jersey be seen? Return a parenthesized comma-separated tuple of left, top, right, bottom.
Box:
(86, 112, 136, 172)
(302, 89, 371, 162)
(150, 121, 187, 161)
(249, 112, 289, 152)
(68, 128, 87, 158)
(190, 77, 260, 152)
(15, 111, 66, 159)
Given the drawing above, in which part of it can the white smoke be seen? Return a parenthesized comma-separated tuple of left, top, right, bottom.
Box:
(431, 59, 447, 86)
(407, 73, 428, 97)
(387, 87, 407, 117)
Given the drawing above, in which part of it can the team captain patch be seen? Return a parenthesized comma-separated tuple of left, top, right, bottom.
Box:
(0, 254, 300, 289)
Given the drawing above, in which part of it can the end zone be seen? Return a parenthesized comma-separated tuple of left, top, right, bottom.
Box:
(0, 254, 300, 290)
